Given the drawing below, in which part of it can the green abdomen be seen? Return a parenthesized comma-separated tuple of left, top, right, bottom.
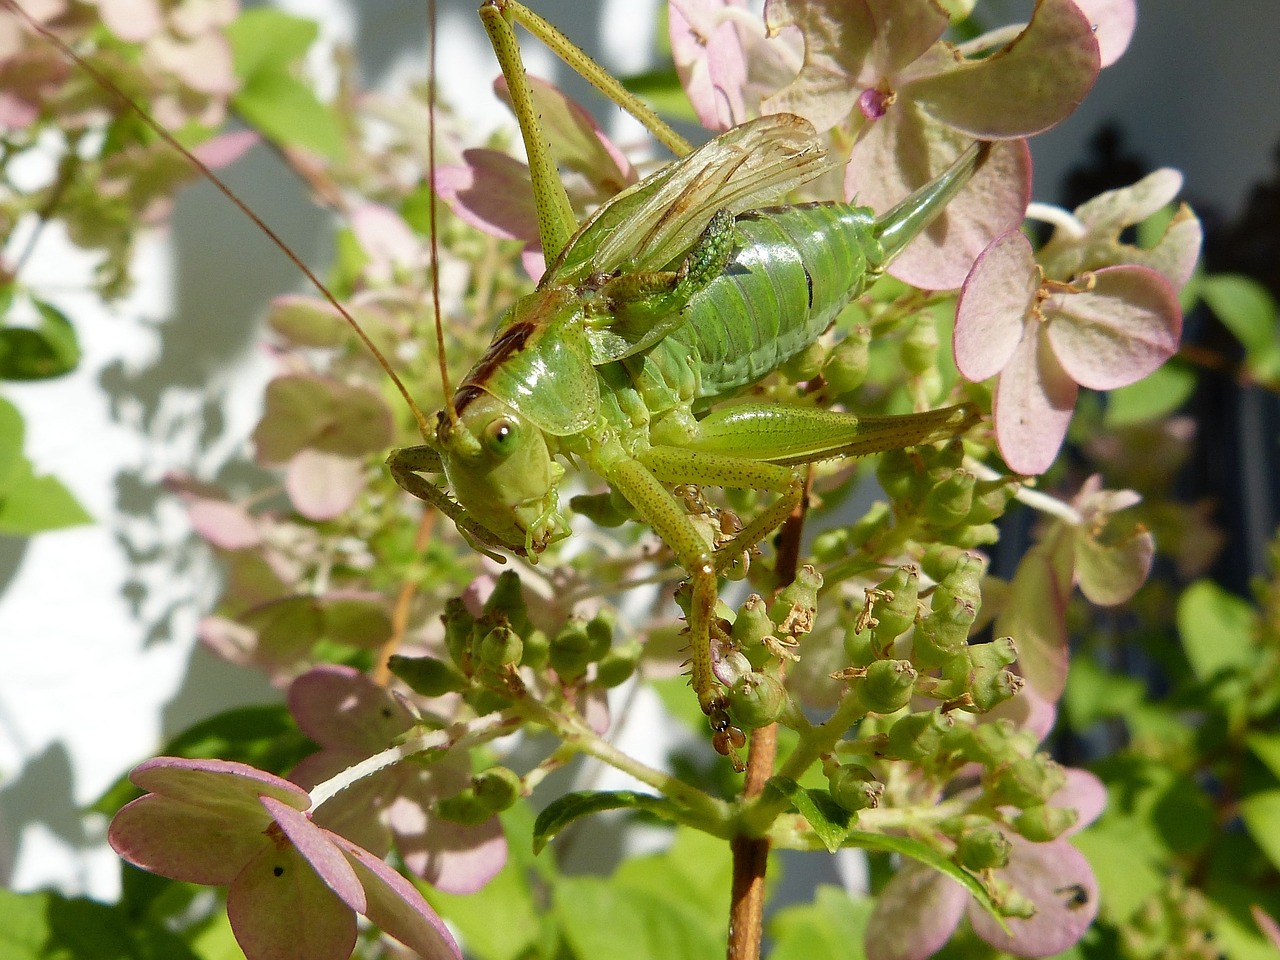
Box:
(667, 202, 881, 401)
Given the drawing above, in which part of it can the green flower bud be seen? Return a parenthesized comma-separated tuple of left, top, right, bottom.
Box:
(550, 618, 593, 681)
(920, 544, 970, 583)
(482, 571, 531, 635)
(441, 597, 476, 668)
(585, 610, 616, 662)
(473, 766, 521, 813)
(826, 763, 883, 813)
(727, 672, 788, 729)
(824, 326, 870, 394)
(860, 658, 918, 714)
(387, 654, 468, 697)
(884, 708, 952, 761)
(911, 615, 968, 671)
(869, 565, 920, 643)
(900, 313, 938, 376)
(435, 788, 491, 826)
(952, 820, 1013, 871)
(781, 340, 825, 383)
(990, 876, 1038, 920)
(479, 623, 523, 668)
(963, 719, 1030, 767)
(946, 522, 1000, 549)
(988, 755, 1067, 809)
(842, 617, 877, 669)
(520, 628, 550, 668)
(1012, 804, 1077, 842)
(732, 594, 777, 670)
(847, 501, 892, 550)
(923, 468, 976, 529)
(877, 448, 926, 506)
(769, 565, 823, 637)
(596, 640, 641, 688)
(966, 478, 1018, 526)
(931, 552, 984, 613)
(812, 528, 852, 564)
(969, 637, 1022, 712)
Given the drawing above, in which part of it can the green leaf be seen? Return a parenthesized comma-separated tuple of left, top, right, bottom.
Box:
(621, 67, 699, 125)
(0, 457, 92, 534)
(1241, 789, 1280, 873)
(0, 299, 81, 380)
(764, 777, 853, 853)
(1103, 360, 1196, 426)
(533, 790, 689, 853)
(845, 830, 1002, 923)
(225, 8, 319, 79)
(1200, 273, 1278, 356)
(1248, 731, 1280, 780)
(225, 8, 344, 159)
(0, 888, 201, 960)
(554, 876, 723, 960)
(614, 828, 732, 917)
(0, 397, 24, 494)
(1063, 655, 1146, 729)
(424, 810, 544, 960)
(1176, 579, 1256, 682)
(769, 886, 873, 960)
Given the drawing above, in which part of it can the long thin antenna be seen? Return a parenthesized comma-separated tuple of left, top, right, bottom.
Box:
(5, 0, 435, 442)
(427, 0, 458, 429)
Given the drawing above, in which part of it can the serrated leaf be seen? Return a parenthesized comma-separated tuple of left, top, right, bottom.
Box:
(533, 791, 688, 852)
(1176, 579, 1255, 682)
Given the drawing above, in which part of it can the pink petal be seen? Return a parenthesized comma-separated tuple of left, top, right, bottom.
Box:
(285, 450, 366, 521)
(954, 229, 1038, 382)
(847, 112, 1030, 290)
(994, 533, 1074, 702)
(146, 32, 237, 95)
(96, 0, 163, 42)
(908, 0, 1100, 138)
(1071, 0, 1136, 67)
(287, 665, 416, 750)
(263, 796, 366, 913)
(670, 0, 751, 131)
(109, 794, 267, 885)
(759, 0, 875, 132)
(1050, 768, 1108, 835)
(351, 204, 422, 282)
(397, 808, 507, 895)
(1074, 168, 1183, 233)
(129, 756, 311, 811)
(333, 835, 463, 960)
(186, 496, 262, 550)
(228, 841, 357, 960)
(864, 859, 968, 960)
(993, 328, 1078, 475)
(434, 150, 539, 243)
(967, 837, 1099, 956)
(191, 130, 259, 170)
(300, 765, 395, 857)
(1044, 266, 1181, 390)
(985, 681, 1058, 743)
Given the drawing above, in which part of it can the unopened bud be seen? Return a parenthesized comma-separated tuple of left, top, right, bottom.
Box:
(473, 766, 521, 813)
(988, 755, 1067, 809)
(860, 658, 918, 714)
(550, 618, 593, 681)
(479, 623, 523, 668)
(824, 326, 871, 394)
(924, 468, 976, 528)
(884, 708, 952, 761)
(1012, 804, 1078, 842)
(827, 763, 883, 813)
(950, 818, 1013, 871)
(596, 640, 641, 688)
(900, 313, 938, 376)
(733, 594, 777, 669)
(387, 654, 468, 697)
(727, 672, 788, 729)
(770, 565, 822, 637)
(869, 565, 920, 644)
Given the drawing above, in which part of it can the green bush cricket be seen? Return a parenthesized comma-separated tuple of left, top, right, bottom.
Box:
(388, 1, 986, 760)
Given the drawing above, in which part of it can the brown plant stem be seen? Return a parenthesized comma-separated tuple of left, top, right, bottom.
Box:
(726, 467, 811, 960)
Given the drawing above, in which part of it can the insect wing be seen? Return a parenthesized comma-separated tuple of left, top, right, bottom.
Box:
(542, 114, 836, 287)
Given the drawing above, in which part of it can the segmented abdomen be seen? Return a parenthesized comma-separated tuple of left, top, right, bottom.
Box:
(665, 202, 881, 402)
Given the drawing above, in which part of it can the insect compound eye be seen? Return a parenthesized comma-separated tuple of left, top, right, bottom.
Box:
(482, 417, 519, 457)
